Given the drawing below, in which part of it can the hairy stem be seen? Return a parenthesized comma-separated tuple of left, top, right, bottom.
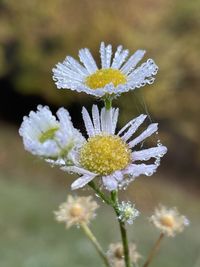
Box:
(81, 223, 111, 267)
(111, 190, 131, 267)
(143, 233, 164, 267)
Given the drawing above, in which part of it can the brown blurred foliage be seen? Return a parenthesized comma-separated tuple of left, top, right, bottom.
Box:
(0, 0, 200, 172)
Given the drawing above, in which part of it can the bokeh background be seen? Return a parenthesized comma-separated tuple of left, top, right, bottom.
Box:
(0, 0, 199, 266)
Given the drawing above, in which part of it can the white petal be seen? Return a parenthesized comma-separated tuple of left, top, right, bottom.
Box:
(71, 174, 96, 190)
(112, 170, 124, 181)
(129, 123, 158, 148)
(100, 107, 106, 132)
(111, 108, 119, 134)
(104, 108, 113, 134)
(92, 105, 101, 134)
(53, 62, 84, 82)
(112, 47, 129, 69)
(82, 107, 95, 137)
(111, 45, 123, 67)
(132, 146, 167, 161)
(128, 59, 158, 88)
(65, 56, 89, 76)
(100, 42, 106, 69)
(56, 108, 72, 132)
(79, 48, 98, 74)
(102, 176, 118, 191)
(105, 44, 112, 68)
(120, 50, 146, 75)
(121, 114, 147, 141)
(124, 163, 157, 177)
(62, 166, 95, 176)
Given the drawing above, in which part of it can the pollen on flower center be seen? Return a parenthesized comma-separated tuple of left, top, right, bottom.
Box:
(160, 215, 175, 227)
(85, 68, 127, 89)
(39, 127, 59, 143)
(80, 135, 131, 175)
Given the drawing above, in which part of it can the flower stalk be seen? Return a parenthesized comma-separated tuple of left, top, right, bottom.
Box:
(81, 222, 111, 267)
(111, 190, 131, 267)
(104, 98, 112, 110)
(143, 233, 164, 267)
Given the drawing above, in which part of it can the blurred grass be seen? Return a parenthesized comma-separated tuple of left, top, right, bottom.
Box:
(0, 122, 200, 267)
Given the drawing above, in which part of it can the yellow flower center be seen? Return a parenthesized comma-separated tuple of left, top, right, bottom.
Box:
(80, 135, 131, 175)
(70, 204, 83, 217)
(39, 127, 59, 143)
(85, 68, 127, 89)
(160, 215, 175, 228)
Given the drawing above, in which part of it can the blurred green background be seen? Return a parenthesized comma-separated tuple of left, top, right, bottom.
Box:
(0, 0, 199, 266)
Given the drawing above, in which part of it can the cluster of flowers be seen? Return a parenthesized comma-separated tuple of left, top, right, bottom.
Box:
(19, 42, 189, 267)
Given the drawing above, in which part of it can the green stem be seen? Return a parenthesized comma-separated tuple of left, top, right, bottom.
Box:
(111, 190, 131, 267)
(81, 223, 111, 267)
(88, 181, 113, 206)
(143, 233, 164, 267)
(104, 98, 112, 110)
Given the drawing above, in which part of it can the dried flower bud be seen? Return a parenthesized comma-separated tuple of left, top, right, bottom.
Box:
(107, 242, 141, 267)
(150, 205, 189, 237)
(54, 195, 99, 228)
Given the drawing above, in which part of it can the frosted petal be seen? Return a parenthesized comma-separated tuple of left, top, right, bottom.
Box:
(82, 107, 95, 137)
(132, 146, 167, 161)
(79, 48, 98, 73)
(121, 114, 147, 141)
(121, 50, 146, 74)
(129, 123, 158, 148)
(71, 174, 96, 190)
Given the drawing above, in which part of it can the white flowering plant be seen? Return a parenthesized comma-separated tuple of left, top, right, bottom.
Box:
(19, 42, 189, 267)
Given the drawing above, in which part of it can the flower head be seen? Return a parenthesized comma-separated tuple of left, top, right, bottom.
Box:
(53, 42, 158, 99)
(118, 201, 140, 224)
(107, 242, 141, 267)
(62, 105, 167, 191)
(150, 205, 189, 237)
(19, 105, 85, 164)
(54, 195, 99, 228)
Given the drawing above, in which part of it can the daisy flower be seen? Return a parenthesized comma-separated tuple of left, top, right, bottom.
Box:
(52, 42, 158, 98)
(107, 242, 141, 267)
(19, 105, 85, 164)
(62, 105, 167, 191)
(150, 205, 189, 237)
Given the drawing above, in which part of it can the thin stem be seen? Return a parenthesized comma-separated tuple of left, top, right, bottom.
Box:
(118, 221, 131, 267)
(111, 190, 131, 267)
(88, 181, 113, 206)
(104, 98, 112, 110)
(81, 223, 111, 267)
(143, 233, 164, 267)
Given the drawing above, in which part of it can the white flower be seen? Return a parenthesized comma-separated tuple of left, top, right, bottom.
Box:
(150, 205, 190, 237)
(19, 105, 85, 163)
(52, 42, 158, 98)
(107, 242, 141, 267)
(118, 201, 140, 224)
(62, 105, 167, 191)
(55, 195, 99, 228)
